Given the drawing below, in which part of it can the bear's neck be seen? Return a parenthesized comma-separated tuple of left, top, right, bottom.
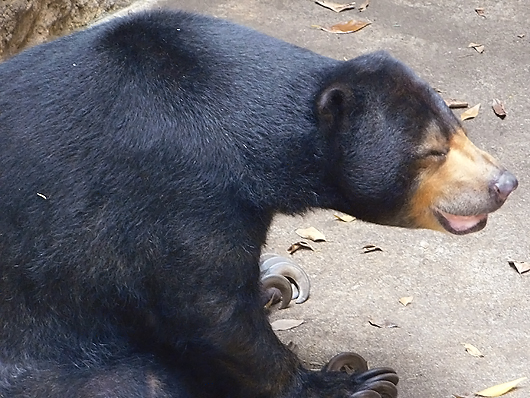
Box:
(233, 119, 336, 217)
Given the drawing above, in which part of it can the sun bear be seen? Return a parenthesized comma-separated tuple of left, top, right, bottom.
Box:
(0, 9, 517, 398)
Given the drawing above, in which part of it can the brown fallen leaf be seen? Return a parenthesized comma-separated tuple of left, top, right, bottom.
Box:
(287, 241, 315, 254)
(475, 377, 527, 397)
(295, 226, 326, 242)
(462, 343, 484, 358)
(461, 103, 481, 121)
(362, 244, 382, 253)
(358, 0, 369, 11)
(445, 99, 469, 109)
(271, 319, 305, 331)
(399, 296, 413, 307)
(468, 42, 485, 53)
(369, 319, 399, 328)
(315, 0, 356, 13)
(475, 8, 486, 18)
(334, 213, 356, 222)
(492, 99, 507, 119)
(313, 19, 371, 34)
(508, 261, 530, 275)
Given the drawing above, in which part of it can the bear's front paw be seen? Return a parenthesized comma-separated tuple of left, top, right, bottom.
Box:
(299, 352, 398, 398)
(300, 366, 399, 398)
(348, 367, 399, 398)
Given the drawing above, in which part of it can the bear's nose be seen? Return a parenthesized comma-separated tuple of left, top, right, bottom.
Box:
(493, 170, 518, 202)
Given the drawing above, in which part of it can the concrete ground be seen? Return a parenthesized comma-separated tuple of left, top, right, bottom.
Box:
(122, 1, 530, 397)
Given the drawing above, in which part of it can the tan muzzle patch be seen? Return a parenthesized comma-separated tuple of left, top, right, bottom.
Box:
(408, 129, 516, 234)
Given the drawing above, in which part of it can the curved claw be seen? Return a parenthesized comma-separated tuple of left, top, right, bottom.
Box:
(360, 380, 398, 398)
(361, 373, 399, 386)
(263, 261, 310, 304)
(260, 255, 296, 273)
(353, 367, 398, 386)
(291, 283, 300, 300)
(349, 391, 381, 398)
(323, 352, 368, 374)
(259, 253, 283, 269)
(261, 274, 292, 309)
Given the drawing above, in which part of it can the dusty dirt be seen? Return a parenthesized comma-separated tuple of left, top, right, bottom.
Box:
(0, 0, 132, 60)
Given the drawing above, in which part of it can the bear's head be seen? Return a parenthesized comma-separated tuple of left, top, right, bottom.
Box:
(317, 51, 517, 235)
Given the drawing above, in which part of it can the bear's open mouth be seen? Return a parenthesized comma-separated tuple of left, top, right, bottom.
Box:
(433, 209, 488, 235)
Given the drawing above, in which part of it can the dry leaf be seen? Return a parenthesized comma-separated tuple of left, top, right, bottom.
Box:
(508, 261, 530, 275)
(295, 227, 326, 242)
(369, 319, 399, 328)
(358, 0, 369, 11)
(445, 99, 469, 109)
(399, 296, 413, 306)
(468, 42, 485, 53)
(492, 99, 507, 119)
(287, 241, 315, 254)
(475, 8, 486, 18)
(271, 319, 304, 331)
(461, 104, 481, 121)
(314, 19, 371, 34)
(315, 0, 356, 13)
(462, 343, 484, 357)
(334, 213, 356, 222)
(362, 244, 382, 253)
(475, 377, 527, 397)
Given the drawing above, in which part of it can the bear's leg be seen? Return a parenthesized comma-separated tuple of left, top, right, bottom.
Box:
(1, 359, 194, 398)
(167, 289, 398, 398)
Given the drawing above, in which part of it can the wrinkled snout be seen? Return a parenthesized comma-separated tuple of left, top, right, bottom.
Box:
(492, 170, 518, 203)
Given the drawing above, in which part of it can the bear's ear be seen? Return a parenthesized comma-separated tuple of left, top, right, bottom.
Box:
(316, 84, 353, 135)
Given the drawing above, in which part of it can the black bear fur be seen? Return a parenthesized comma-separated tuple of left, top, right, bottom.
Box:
(0, 8, 474, 398)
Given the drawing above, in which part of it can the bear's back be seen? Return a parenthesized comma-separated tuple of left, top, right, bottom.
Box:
(0, 11, 333, 139)
(0, 10, 337, 198)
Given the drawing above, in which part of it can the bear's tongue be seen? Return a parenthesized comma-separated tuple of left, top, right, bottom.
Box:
(440, 211, 487, 232)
